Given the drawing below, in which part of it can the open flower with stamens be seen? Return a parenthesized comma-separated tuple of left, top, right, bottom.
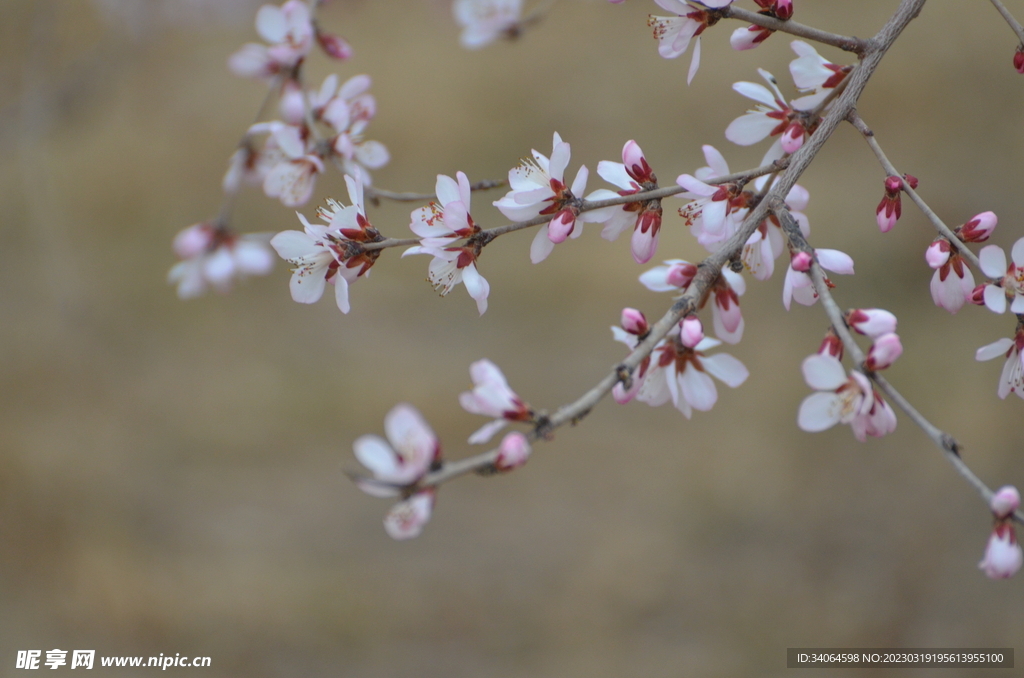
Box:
(589, 140, 664, 264)
(384, 490, 436, 540)
(454, 0, 523, 49)
(648, 0, 733, 84)
(459, 359, 533, 444)
(975, 324, 1024, 400)
(636, 336, 749, 419)
(788, 40, 851, 109)
(742, 175, 810, 279)
(977, 237, 1024, 314)
(797, 354, 896, 441)
(726, 68, 809, 162)
(405, 172, 490, 314)
(494, 132, 602, 263)
(169, 223, 275, 299)
(271, 175, 380, 313)
(677, 146, 750, 252)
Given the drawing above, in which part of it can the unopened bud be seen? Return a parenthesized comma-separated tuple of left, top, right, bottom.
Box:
(864, 332, 903, 370)
(666, 261, 698, 288)
(781, 122, 805, 154)
(791, 251, 813, 272)
(925, 239, 951, 269)
(991, 486, 1021, 519)
(818, 331, 844, 359)
(979, 523, 1023, 579)
(621, 308, 648, 335)
(679, 316, 704, 348)
(959, 211, 997, 243)
(773, 0, 793, 20)
(316, 30, 353, 60)
(1015, 48, 1024, 74)
(847, 308, 897, 338)
(495, 432, 531, 471)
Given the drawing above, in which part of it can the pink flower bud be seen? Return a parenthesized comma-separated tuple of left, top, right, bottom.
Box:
(666, 261, 698, 288)
(547, 211, 575, 244)
(1015, 48, 1024, 74)
(495, 431, 531, 471)
(864, 332, 903, 371)
(979, 523, 1023, 579)
(679, 316, 704, 348)
(883, 175, 903, 195)
(969, 284, 987, 306)
(173, 223, 215, 259)
(991, 486, 1021, 519)
(925, 239, 951, 269)
(791, 251, 813, 272)
(847, 308, 897, 338)
(818, 332, 844, 359)
(773, 0, 793, 20)
(875, 197, 899, 233)
(780, 122, 805, 154)
(316, 30, 352, 60)
(279, 80, 306, 125)
(903, 174, 919, 190)
(730, 25, 769, 51)
(621, 308, 648, 335)
(622, 140, 654, 183)
(959, 211, 997, 243)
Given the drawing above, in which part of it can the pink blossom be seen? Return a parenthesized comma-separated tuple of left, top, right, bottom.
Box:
(725, 69, 807, 161)
(168, 223, 275, 299)
(494, 133, 602, 263)
(648, 0, 734, 84)
(782, 248, 854, 310)
(975, 326, 1024, 400)
(741, 176, 810, 279)
(610, 309, 652, 404)
(926, 239, 975, 314)
(270, 175, 379, 313)
(589, 140, 663, 264)
(405, 172, 490, 315)
(991, 486, 1021, 520)
(979, 523, 1023, 579)
(847, 308, 897, 338)
(249, 121, 324, 207)
(459, 359, 532, 444)
(494, 432, 531, 471)
(730, 24, 772, 51)
(227, 1, 313, 80)
(677, 146, 751, 252)
(976, 237, 1024, 314)
(621, 307, 649, 335)
(454, 0, 522, 49)
(384, 491, 435, 540)
(864, 332, 903, 371)
(304, 74, 389, 186)
(788, 40, 851, 109)
(797, 354, 896, 441)
(637, 336, 749, 419)
(353, 404, 441, 495)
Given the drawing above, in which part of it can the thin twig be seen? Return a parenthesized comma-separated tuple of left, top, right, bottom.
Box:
(846, 111, 985, 274)
(722, 5, 868, 54)
(988, 0, 1024, 46)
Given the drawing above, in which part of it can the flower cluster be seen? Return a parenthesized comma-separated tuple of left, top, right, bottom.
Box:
(979, 486, 1022, 579)
(797, 353, 896, 441)
(168, 223, 275, 299)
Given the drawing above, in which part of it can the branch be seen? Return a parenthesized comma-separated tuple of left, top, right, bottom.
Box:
(364, 179, 506, 204)
(774, 204, 1024, 526)
(722, 5, 868, 54)
(847, 111, 984, 273)
(988, 0, 1024, 46)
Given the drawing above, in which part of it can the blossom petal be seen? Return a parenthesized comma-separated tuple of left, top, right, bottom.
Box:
(802, 354, 847, 390)
(798, 392, 843, 432)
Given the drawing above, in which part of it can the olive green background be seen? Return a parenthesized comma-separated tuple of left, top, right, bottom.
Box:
(1, 1, 1022, 676)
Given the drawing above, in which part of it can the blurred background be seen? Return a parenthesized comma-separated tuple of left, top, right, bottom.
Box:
(1, 0, 1022, 676)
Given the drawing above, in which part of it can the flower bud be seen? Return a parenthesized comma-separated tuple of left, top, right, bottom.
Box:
(847, 308, 897, 338)
(730, 25, 768, 51)
(970, 284, 987, 306)
(925, 239, 951, 269)
(773, 0, 793, 20)
(173, 223, 215, 259)
(621, 308, 648, 335)
(959, 211, 997, 243)
(864, 332, 903, 370)
(679, 316, 704, 348)
(1015, 48, 1024, 74)
(790, 251, 813, 272)
(495, 431, 531, 471)
(316, 30, 353, 60)
(991, 486, 1021, 519)
(622, 140, 655, 183)
(818, 330, 844, 359)
(781, 122, 805, 154)
(979, 523, 1023, 579)
(666, 261, 698, 288)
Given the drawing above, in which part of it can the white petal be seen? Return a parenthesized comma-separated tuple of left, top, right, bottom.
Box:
(530, 227, 556, 263)
(817, 249, 854, 274)
(979, 245, 1007, 278)
(334, 275, 351, 313)
(702, 353, 749, 388)
(732, 80, 777, 107)
(353, 435, 399, 477)
(976, 338, 1014, 362)
(1012, 238, 1024, 267)
(797, 392, 843, 431)
(984, 284, 1007, 314)
(435, 174, 461, 207)
(289, 264, 327, 304)
(725, 113, 778, 146)
(462, 264, 490, 315)
(802, 354, 847, 390)
(686, 37, 701, 85)
(680, 367, 717, 412)
(467, 419, 508, 445)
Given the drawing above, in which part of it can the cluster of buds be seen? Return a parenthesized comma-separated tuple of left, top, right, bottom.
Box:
(875, 174, 918, 232)
(925, 212, 997, 314)
(979, 486, 1023, 579)
(731, 0, 794, 51)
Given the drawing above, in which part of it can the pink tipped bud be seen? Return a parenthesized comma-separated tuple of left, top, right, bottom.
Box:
(666, 261, 698, 288)
(773, 0, 793, 20)
(547, 211, 576, 244)
(883, 175, 903, 195)
(316, 30, 353, 60)
(780, 122, 805, 154)
(979, 523, 1023, 579)
(791, 251, 813, 272)
(970, 284, 988, 306)
(1015, 48, 1024, 74)
(622, 140, 655, 183)
(621, 308, 649, 335)
(847, 308, 897, 338)
(875, 197, 899, 232)
(730, 25, 769, 51)
(679, 316, 704, 348)
(925, 239, 951, 269)
(959, 211, 997, 243)
(495, 431, 531, 471)
(903, 174, 919, 190)
(864, 332, 903, 370)
(991, 486, 1021, 519)
(173, 223, 216, 259)
(818, 331, 844, 359)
